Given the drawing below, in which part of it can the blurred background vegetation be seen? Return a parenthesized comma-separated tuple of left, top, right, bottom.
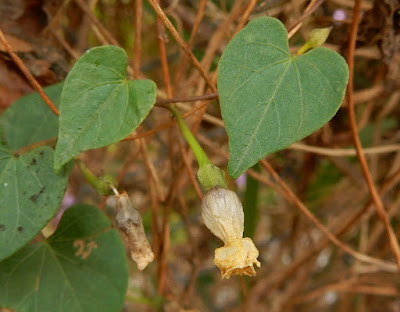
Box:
(1, 0, 400, 311)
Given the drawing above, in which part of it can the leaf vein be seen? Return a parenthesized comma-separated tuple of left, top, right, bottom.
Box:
(62, 84, 125, 154)
(246, 40, 290, 57)
(232, 61, 291, 176)
(292, 61, 304, 133)
(226, 58, 290, 104)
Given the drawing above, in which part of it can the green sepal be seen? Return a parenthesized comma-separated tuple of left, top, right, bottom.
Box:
(197, 163, 227, 191)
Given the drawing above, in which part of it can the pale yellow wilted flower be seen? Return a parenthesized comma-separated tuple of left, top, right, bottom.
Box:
(201, 187, 260, 279)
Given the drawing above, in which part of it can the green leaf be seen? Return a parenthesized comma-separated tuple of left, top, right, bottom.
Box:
(54, 45, 157, 170)
(0, 204, 128, 312)
(0, 146, 69, 260)
(0, 83, 62, 151)
(218, 17, 349, 178)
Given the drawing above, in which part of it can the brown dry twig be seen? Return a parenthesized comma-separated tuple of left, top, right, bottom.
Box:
(155, 93, 219, 105)
(0, 28, 59, 116)
(133, 0, 143, 78)
(289, 142, 400, 157)
(260, 159, 397, 271)
(74, 0, 119, 47)
(287, 0, 325, 39)
(346, 0, 400, 270)
(146, 0, 217, 92)
(154, 6, 174, 293)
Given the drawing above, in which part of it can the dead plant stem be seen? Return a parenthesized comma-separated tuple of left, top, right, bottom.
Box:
(260, 159, 396, 270)
(74, 0, 119, 46)
(156, 93, 219, 104)
(14, 138, 57, 156)
(346, 0, 400, 270)
(234, 0, 259, 34)
(0, 28, 59, 116)
(287, 0, 324, 38)
(134, 0, 143, 78)
(146, 0, 216, 92)
(155, 2, 174, 293)
(173, 0, 206, 84)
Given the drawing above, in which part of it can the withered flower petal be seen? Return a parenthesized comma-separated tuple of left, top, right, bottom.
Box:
(214, 238, 261, 279)
(201, 187, 260, 278)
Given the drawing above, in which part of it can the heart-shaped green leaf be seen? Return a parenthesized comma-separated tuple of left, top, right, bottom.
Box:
(0, 146, 69, 260)
(0, 83, 62, 151)
(0, 204, 128, 312)
(54, 45, 157, 170)
(218, 17, 349, 178)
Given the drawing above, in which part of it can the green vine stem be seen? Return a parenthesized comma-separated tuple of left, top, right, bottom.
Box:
(169, 106, 210, 167)
(169, 106, 227, 191)
(76, 159, 115, 196)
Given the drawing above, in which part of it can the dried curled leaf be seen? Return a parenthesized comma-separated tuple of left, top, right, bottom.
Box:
(115, 192, 154, 270)
(201, 187, 260, 279)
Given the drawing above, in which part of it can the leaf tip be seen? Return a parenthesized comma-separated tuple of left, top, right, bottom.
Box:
(227, 163, 242, 180)
(53, 150, 70, 173)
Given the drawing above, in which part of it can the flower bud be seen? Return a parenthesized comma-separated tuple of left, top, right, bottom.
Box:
(201, 187, 260, 279)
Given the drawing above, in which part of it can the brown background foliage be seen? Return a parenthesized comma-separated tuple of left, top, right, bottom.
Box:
(1, 0, 400, 311)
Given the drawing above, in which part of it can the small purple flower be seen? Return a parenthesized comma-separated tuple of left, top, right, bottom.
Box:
(333, 9, 346, 21)
(235, 174, 247, 189)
